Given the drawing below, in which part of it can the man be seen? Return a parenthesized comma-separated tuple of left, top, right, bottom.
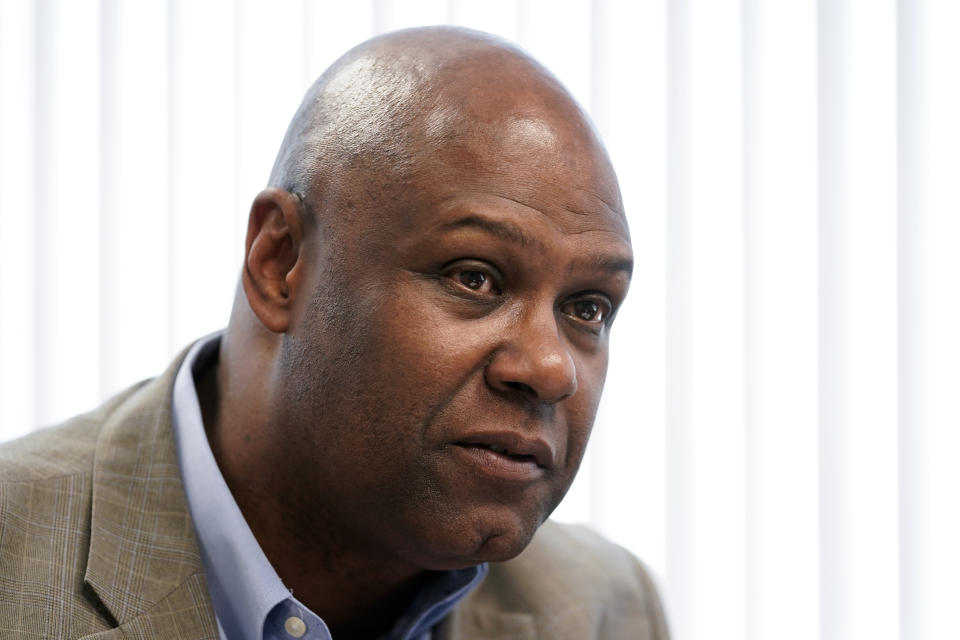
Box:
(0, 27, 667, 640)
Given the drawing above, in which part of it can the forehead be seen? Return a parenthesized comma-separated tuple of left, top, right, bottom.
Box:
(401, 109, 629, 239)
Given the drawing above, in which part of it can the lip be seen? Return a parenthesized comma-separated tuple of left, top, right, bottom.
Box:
(451, 430, 556, 482)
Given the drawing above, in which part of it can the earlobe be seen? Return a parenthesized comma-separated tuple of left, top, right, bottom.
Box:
(242, 188, 306, 333)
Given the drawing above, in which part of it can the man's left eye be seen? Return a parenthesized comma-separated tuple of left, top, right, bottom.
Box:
(561, 298, 611, 325)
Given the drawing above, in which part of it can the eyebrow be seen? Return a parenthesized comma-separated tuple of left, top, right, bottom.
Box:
(568, 254, 634, 278)
(437, 215, 545, 251)
(438, 213, 633, 278)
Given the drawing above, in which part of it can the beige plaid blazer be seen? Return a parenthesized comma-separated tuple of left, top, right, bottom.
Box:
(0, 350, 669, 640)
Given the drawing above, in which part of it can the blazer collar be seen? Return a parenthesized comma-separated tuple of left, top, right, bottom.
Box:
(84, 346, 218, 636)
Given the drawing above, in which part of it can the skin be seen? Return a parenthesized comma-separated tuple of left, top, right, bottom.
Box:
(198, 27, 632, 640)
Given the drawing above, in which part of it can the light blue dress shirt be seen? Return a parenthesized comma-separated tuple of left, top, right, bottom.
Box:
(171, 333, 487, 640)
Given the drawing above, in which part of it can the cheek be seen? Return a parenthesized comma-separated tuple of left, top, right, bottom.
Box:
(316, 289, 483, 437)
(363, 286, 495, 376)
(559, 354, 608, 469)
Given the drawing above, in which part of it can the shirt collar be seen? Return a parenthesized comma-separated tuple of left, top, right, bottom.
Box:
(172, 333, 291, 639)
(171, 332, 486, 640)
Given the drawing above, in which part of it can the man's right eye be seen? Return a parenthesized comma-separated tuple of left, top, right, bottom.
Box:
(443, 262, 503, 296)
(458, 270, 489, 291)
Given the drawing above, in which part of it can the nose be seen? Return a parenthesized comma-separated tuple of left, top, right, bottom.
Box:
(485, 309, 578, 404)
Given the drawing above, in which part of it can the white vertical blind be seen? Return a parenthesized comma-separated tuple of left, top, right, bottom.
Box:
(743, 2, 819, 639)
(819, 2, 901, 640)
(37, 0, 102, 427)
(899, 2, 960, 639)
(665, 0, 696, 634)
(98, 0, 171, 398)
(167, 0, 239, 351)
(1, 2, 959, 639)
(896, 7, 926, 639)
(0, 0, 35, 435)
(688, 2, 745, 638)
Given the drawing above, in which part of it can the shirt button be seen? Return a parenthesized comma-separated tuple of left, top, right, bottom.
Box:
(284, 616, 307, 638)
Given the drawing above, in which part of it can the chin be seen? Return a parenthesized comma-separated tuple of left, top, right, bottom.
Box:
(472, 529, 534, 562)
(421, 507, 546, 569)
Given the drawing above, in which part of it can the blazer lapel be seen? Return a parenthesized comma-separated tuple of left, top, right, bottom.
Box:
(82, 349, 219, 639)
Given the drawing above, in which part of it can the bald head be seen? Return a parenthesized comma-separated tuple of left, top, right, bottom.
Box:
(267, 26, 618, 224)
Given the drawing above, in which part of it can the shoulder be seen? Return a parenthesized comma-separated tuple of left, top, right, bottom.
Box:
(0, 379, 161, 638)
(0, 379, 151, 483)
(504, 519, 654, 589)
(463, 520, 670, 639)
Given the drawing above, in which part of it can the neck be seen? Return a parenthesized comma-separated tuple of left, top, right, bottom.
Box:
(198, 327, 427, 639)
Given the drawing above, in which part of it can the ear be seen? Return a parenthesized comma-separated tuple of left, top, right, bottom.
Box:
(242, 187, 307, 333)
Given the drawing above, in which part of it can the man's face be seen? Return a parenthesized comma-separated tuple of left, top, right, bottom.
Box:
(275, 109, 632, 571)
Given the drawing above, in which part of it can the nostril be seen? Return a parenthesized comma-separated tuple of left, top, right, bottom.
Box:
(504, 380, 537, 397)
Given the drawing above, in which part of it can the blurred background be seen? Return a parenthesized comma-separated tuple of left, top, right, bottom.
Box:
(1, 1, 958, 639)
